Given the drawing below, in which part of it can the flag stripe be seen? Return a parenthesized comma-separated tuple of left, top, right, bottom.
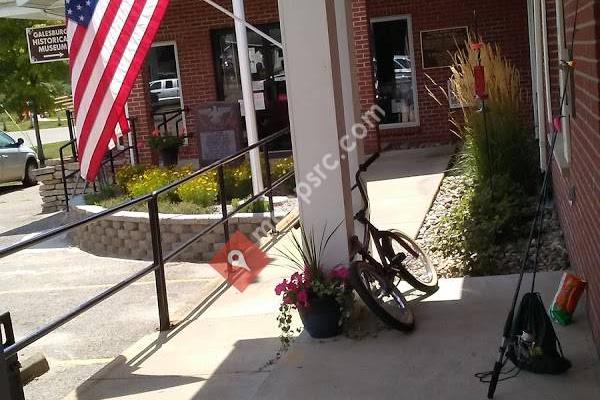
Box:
(76, 0, 140, 155)
(72, 1, 122, 114)
(67, 0, 170, 181)
(66, 23, 83, 67)
(70, 0, 112, 88)
(83, 0, 168, 179)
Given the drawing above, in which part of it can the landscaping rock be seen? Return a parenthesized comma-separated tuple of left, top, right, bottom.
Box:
(417, 172, 570, 278)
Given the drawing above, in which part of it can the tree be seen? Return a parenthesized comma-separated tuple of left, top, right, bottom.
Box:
(0, 18, 70, 119)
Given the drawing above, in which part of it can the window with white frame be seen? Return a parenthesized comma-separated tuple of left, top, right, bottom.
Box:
(148, 42, 187, 139)
(371, 16, 419, 127)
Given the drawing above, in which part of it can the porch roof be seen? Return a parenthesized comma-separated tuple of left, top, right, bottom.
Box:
(0, 0, 64, 20)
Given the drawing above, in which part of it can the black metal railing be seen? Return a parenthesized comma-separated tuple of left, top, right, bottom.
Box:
(60, 111, 140, 212)
(153, 107, 188, 138)
(0, 128, 293, 399)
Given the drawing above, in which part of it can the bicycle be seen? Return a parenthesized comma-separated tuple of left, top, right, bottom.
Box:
(349, 149, 438, 331)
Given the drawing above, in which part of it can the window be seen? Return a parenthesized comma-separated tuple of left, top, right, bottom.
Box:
(147, 42, 186, 138)
(211, 24, 291, 150)
(371, 16, 419, 127)
(0, 132, 15, 148)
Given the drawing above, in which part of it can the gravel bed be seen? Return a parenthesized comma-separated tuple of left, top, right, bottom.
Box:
(416, 172, 570, 278)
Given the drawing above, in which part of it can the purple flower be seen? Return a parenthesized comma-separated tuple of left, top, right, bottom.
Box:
(330, 265, 350, 281)
(297, 289, 309, 308)
(275, 279, 288, 296)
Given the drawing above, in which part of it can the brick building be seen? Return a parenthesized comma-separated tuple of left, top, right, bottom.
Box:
(129, 0, 535, 159)
(124, 0, 598, 350)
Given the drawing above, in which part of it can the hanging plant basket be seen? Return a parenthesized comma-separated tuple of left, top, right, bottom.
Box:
(148, 135, 184, 167)
(160, 147, 179, 167)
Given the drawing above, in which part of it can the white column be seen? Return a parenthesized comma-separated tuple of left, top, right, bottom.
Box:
(279, 0, 355, 268)
(334, 0, 364, 235)
(233, 0, 264, 194)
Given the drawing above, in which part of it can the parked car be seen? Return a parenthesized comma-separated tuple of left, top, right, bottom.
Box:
(149, 78, 181, 105)
(394, 55, 412, 82)
(0, 130, 39, 186)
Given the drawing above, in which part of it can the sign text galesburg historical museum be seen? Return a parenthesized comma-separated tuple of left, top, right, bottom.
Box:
(26, 25, 69, 64)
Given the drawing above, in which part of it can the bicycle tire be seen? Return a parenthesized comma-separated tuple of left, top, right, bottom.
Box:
(349, 261, 415, 331)
(381, 230, 438, 293)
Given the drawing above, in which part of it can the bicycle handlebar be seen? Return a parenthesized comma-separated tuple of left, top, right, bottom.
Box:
(359, 152, 380, 172)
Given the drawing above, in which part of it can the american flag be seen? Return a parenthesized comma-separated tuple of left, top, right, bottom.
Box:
(66, 0, 169, 181)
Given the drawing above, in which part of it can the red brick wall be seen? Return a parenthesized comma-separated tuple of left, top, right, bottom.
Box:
(550, 0, 600, 351)
(353, 0, 534, 152)
(127, 0, 280, 164)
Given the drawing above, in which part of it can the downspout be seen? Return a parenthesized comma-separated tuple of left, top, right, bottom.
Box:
(541, 0, 553, 133)
(527, 0, 540, 144)
(555, 0, 571, 164)
(533, 0, 548, 170)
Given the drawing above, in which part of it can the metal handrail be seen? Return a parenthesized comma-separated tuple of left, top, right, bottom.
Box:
(153, 107, 188, 137)
(59, 117, 140, 212)
(0, 128, 294, 391)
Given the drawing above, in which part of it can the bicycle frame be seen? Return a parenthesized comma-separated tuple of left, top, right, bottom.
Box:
(351, 152, 392, 272)
(351, 151, 417, 272)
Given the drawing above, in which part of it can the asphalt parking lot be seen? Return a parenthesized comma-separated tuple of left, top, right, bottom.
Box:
(0, 183, 223, 400)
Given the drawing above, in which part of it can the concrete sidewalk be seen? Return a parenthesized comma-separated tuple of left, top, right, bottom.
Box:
(254, 272, 600, 400)
(64, 269, 600, 400)
(62, 146, 460, 399)
(366, 145, 453, 238)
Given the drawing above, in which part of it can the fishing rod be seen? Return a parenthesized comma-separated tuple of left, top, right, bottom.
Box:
(487, 1, 580, 396)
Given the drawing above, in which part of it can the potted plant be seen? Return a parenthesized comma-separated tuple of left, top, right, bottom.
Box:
(148, 133, 184, 167)
(275, 225, 352, 343)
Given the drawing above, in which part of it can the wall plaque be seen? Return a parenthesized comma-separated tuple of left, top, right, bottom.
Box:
(195, 102, 242, 164)
(420, 27, 468, 69)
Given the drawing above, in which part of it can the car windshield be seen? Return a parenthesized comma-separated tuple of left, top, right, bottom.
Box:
(394, 58, 411, 70)
(0, 131, 15, 147)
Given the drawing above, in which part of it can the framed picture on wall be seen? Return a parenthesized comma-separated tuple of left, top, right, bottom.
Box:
(420, 26, 469, 69)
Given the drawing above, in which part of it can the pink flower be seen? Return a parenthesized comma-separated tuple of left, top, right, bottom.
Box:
(283, 294, 294, 305)
(330, 265, 350, 281)
(297, 289, 309, 308)
(275, 279, 288, 296)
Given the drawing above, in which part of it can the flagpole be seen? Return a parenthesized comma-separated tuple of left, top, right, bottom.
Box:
(233, 0, 264, 194)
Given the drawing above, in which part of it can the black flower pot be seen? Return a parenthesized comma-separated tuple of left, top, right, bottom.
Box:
(298, 295, 342, 339)
(160, 148, 179, 167)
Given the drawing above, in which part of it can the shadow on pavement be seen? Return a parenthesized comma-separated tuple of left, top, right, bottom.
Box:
(0, 183, 28, 196)
(0, 211, 66, 238)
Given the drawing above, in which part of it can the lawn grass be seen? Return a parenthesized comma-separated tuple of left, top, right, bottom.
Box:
(33, 140, 74, 160)
(1, 111, 68, 132)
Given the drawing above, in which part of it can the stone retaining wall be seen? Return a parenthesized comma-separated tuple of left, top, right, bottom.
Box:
(33, 159, 85, 213)
(72, 204, 285, 263)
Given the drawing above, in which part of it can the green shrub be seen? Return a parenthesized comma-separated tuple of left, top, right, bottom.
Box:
(224, 162, 252, 199)
(432, 175, 530, 276)
(176, 172, 218, 207)
(84, 184, 122, 205)
(270, 157, 296, 193)
(451, 38, 538, 192)
(231, 198, 270, 213)
(95, 158, 293, 213)
(126, 166, 192, 202)
(116, 165, 149, 192)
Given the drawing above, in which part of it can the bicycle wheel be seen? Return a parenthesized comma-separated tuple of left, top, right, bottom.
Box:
(381, 229, 438, 293)
(349, 261, 415, 331)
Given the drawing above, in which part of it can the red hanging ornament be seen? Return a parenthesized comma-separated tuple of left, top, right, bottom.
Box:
(473, 65, 487, 99)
